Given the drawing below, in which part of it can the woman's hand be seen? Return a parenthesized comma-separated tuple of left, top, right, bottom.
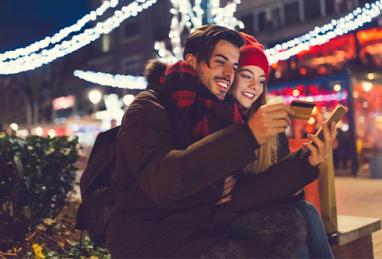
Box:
(248, 103, 295, 145)
(304, 122, 337, 166)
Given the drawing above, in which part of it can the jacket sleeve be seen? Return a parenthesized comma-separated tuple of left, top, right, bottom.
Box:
(223, 149, 319, 213)
(117, 92, 259, 204)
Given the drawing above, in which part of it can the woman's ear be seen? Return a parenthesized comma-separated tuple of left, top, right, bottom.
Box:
(184, 54, 197, 69)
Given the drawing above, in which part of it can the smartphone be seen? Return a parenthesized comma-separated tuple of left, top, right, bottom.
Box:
(315, 104, 347, 141)
(290, 100, 315, 120)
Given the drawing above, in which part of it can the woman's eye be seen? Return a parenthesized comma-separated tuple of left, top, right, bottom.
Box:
(216, 60, 224, 65)
(240, 73, 252, 79)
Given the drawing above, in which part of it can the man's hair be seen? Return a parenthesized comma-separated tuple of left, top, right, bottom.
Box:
(183, 25, 244, 65)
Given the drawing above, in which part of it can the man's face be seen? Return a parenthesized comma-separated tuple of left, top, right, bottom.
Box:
(195, 40, 240, 100)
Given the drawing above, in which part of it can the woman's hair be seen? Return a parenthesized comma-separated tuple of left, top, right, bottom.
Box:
(244, 84, 279, 174)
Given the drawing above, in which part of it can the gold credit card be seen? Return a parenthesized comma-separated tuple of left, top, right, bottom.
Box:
(290, 100, 315, 120)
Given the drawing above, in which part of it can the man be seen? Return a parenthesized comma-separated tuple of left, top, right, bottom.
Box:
(107, 25, 335, 258)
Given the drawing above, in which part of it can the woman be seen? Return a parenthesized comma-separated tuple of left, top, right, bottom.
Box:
(227, 32, 334, 258)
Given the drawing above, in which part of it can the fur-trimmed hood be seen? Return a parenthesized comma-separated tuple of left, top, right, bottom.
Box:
(144, 59, 167, 89)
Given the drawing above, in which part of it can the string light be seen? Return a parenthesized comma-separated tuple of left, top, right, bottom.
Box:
(3, 0, 381, 75)
(210, 0, 244, 30)
(0, 0, 119, 62)
(78, 0, 245, 86)
(266, 0, 382, 65)
(269, 91, 348, 103)
(73, 70, 146, 89)
(0, 0, 158, 75)
(155, 0, 243, 63)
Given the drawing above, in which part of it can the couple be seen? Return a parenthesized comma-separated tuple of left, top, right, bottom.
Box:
(107, 25, 335, 258)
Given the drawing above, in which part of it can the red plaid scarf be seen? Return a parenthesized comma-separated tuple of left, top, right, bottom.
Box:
(162, 61, 243, 141)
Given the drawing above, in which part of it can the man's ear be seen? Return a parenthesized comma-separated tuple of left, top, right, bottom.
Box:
(184, 53, 197, 69)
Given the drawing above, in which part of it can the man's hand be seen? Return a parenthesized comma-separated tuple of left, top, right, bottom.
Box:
(248, 103, 295, 145)
(304, 122, 337, 166)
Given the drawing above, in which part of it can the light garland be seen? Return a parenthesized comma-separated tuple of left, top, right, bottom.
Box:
(0, 0, 158, 75)
(266, 0, 382, 64)
(75, 0, 382, 90)
(3, 0, 381, 76)
(154, 0, 205, 63)
(73, 70, 146, 89)
(269, 91, 348, 103)
(209, 0, 244, 30)
(0, 0, 119, 62)
(155, 0, 244, 63)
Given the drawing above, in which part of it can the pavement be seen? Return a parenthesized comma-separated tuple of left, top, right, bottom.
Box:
(334, 175, 382, 258)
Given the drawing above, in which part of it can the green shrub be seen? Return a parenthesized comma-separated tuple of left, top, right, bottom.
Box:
(0, 134, 79, 250)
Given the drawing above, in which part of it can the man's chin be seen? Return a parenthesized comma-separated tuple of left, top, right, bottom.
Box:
(216, 93, 226, 101)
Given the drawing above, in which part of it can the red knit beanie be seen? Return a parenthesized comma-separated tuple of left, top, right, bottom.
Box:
(239, 32, 270, 80)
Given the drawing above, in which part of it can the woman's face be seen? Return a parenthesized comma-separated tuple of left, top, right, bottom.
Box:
(231, 65, 266, 109)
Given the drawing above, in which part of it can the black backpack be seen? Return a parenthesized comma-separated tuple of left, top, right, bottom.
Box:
(75, 125, 120, 247)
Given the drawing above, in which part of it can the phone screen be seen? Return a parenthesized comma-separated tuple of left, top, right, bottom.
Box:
(315, 105, 347, 140)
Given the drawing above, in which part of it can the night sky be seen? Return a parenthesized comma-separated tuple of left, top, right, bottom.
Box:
(0, 0, 91, 52)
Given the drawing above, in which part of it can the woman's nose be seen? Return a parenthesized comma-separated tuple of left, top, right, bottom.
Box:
(248, 80, 257, 90)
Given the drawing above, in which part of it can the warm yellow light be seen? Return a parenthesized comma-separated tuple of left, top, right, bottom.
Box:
(308, 117, 316, 124)
(88, 89, 102, 104)
(312, 106, 318, 115)
(292, 89, 300, 97)
(10, 123, 19, 131)
(48, 129, 56, 137)
(367, 73, 375, 80)
(35, 127, 43, 136)
(333, 84, 342, 92)
(362, 81, 373, 92)
(123, 94, 135, 106)
(353, 91, 359, 98)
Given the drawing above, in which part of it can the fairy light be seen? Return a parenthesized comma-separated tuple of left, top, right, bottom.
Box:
(0, 0, 119, 62)
(0, 0, 158, 75)
(210, 0, 244, 29)
(73, 70, 147, 89)
(155, 0, 243, 63)
(333, 83, 342, 91)
(266, 0, 382, 65)
(269, 91, 348, 103)
(3, 0, 382, 75)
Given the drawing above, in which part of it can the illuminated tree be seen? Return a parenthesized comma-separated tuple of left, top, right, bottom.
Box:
(154, 0, 244, 63)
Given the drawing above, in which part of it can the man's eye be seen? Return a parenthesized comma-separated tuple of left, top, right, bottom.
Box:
(260, 81, 266, 85)
(216, 60, 225, 65)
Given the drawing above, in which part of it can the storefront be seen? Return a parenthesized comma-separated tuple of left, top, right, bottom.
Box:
(268, 25, 382, 175)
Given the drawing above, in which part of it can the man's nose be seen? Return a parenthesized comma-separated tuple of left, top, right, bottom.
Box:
(223, 63, 235, 79)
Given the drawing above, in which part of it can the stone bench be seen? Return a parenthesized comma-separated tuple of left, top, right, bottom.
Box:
(328, 215, 381, 258)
